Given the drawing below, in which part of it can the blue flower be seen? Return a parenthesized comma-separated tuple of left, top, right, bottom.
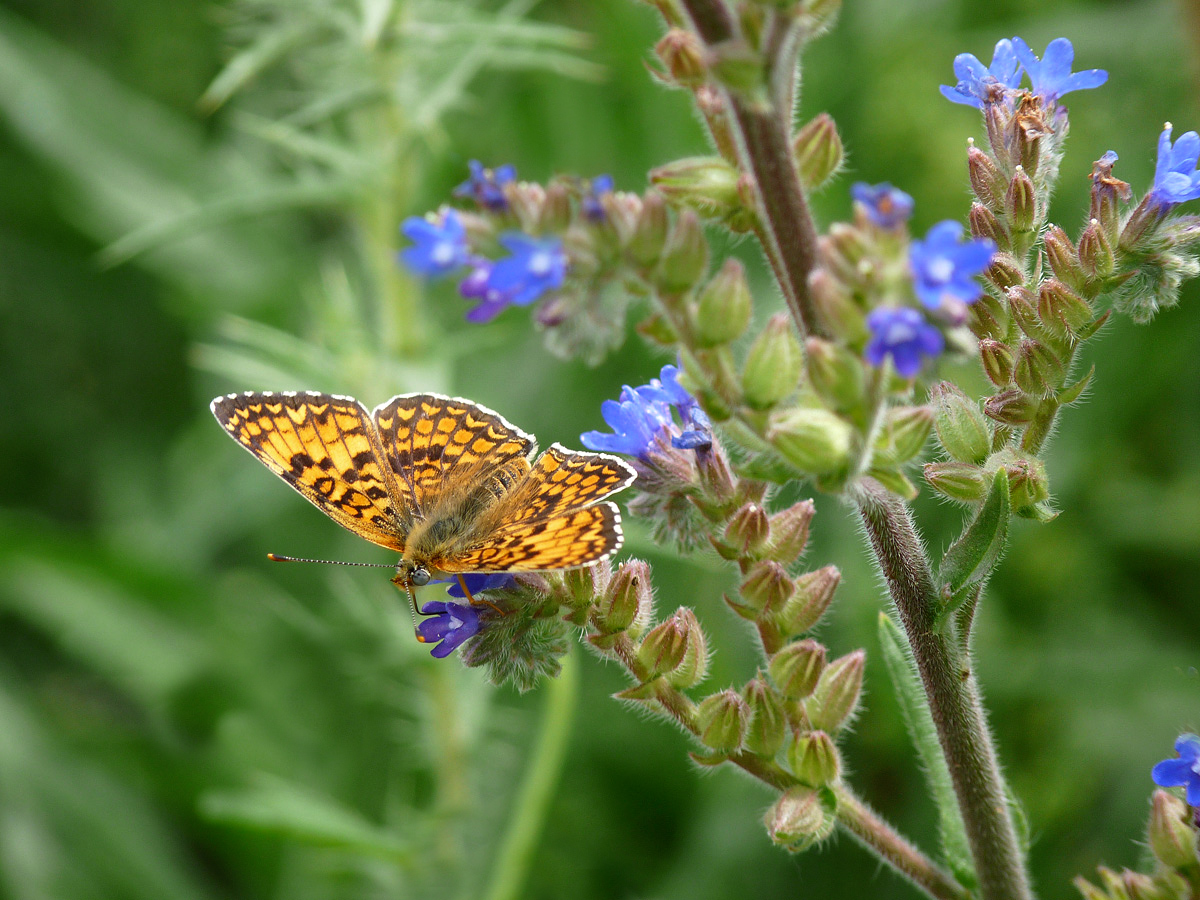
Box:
(864, 307, 944, 377)
(1150, 124, 1200, 208)
(1152, 734, 1200, 806)
(581, 365, 711, 459)
(582, 174, 615, 221)
(399, 210, 470, 277)
(851, 182, 915, 228)
(1010, 37, 1107, 103)
(458, 260, 512, 323)
(487, 234, 568, 307)
(939, 39, 1021, 108)
(446, 573, 517, 599)
(909, 221, 996, 311)
(418, 601, 482, 658)
(453, 160, 517, 211)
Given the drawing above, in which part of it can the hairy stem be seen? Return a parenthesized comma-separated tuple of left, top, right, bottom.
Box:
(856, 479, 1032, 900)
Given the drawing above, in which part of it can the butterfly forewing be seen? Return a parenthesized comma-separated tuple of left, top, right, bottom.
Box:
(211, 391, 407, 551)
(510, 444, 637, 523)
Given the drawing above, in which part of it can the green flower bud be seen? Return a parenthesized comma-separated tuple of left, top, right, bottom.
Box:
(924, 461, 988, 502)
(969, 201, 1011, 253)
(1005, 166, 1037, 251)
(1073, 876, 1109, 900)
(536, 182, 571, 234)
(931, 382, 991, 465)
(764, 499, 815, 563)
(595, 559, 653, 637)
(968, 143, 1006, 210)
(1014, 339, 1065, 396)
(1148, 789, 1199, 869)
(822, 223, 869, 283)
(778, 565, 839, 636)
(601, 191, 644, 248)
(706, 39, 765, 98)
(669, 607, 709, 688)
(1090, 153, 1131, 247)
(658, 209, 709, 294)
(768, 638, 826, 700)
(725, 502, 771, 558)
(654, 29, 706, 87)
(764, 785, 836, 852)
(980, 339, 1015, 387)
(799, 0, 842, 35)
(984, 388, 1038, 426)
(810, 268, 867, 344)
(637, 614, 687, 680)
(563, 562, 608, 607)
(630, 190, 669, 268)
(788, 729, 841, 786)
(1038, 279, 1093, 338)
(650, 156, 742, 221)
(695, 258, 753, 346)
(985, 252, 1025, 292)
(1079, 218, 1115, 279)
(968, 293, 1008, 341)
(743, 676, 788, 757)
(1097, 867, 1132, 900)
(1119, 871, 1161, 900)
(793, 113, 843, 191)
(1044, 225, 1089, 295)
(507, 181, 545, 233)
(805, 649, 864, 733)
(873, 405, 934, 467)
(805, 337, 866, 414)
(1004, 285, 1041, 338)
(742, 314, 804, 409)
(1004, 456, 1050, 510)
(696, 689, 749, 752)
(768, 408, 853, 475)
(740, 559, 795, 617)
(636, 311, 680, 347)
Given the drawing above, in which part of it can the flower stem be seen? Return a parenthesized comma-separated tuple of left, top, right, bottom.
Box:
(856, 479, 1032, 900)
(483, 649, 579, 900)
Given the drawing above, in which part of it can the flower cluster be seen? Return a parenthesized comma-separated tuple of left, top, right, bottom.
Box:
(940, 37, 1106, 108)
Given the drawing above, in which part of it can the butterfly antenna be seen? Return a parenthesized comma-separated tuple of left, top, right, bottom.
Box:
(400, 579, 424, 641)
(267, 554, 395, 567)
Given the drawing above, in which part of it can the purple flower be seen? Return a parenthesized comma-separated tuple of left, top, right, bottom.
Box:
(1010, 37, 1107, 103)
(582, 174, 615, 221)
(864, 307, 944, 377)
(851, 182, 914, 228)
(1150, 124, 1200, 208)
(487, 234, 568, 307)
(399, 210, 470, 277)
(939, 39, 1022, 108)
(1152, 734, 1200, 806)
(446, 573, 517, 599)
(909, 221, 996, 311)
(581, 365, 710, 459)
(458, 260, 512, 323)
(453, 160, 517, 211)
(418, 601, 482, 658)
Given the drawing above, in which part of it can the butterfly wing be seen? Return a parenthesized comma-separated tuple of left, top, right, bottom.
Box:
(211, 391, 407, 551)
(371, 393, 536, 515)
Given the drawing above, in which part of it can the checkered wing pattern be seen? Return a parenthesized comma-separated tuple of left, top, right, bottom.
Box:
(211, 391, 406, 551)
(372, 394, 536, 516)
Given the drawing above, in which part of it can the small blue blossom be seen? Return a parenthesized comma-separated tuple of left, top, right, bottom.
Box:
(864, 307, 944, 377)
(582, 174, 615, 221)
(454, 160, 517, 211)
(581, 365, 711, 459)
(418, 600, 482, 658)
(458, 260, 513, 323)
(486, 234, 568, 307)
(1010, 37, 1107, 103)
(1152, 734, 1200, 806)
(1150, 124, 1200, 208)
(446, 573, 517, 599)
(399, 210, 470, 277)
(940, 39, 1021, 108)
(909, 221, 996, 311)
(851, 182, 914, 228)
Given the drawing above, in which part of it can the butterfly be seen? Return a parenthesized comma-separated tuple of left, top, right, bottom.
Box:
(210, 391, 637, 601)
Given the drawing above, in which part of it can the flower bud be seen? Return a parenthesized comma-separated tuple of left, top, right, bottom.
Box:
(1037, 280, 1093, 338)
(1005, 285, 1042, 338)
(650, 156, 742, 221)
(924, 461, 988, 502)
(658, 209, 709, 294)
(507, 181, 545, 233)
(768, 638, 826, 700)
(630, 190, 669, 267)
(810, 268, 867, 343)
(788, 729, 840, 786)
(1044, 225, 1088, 295)
(873, 405, 934, 467)
(979, 339, 1015, 387)
(696, 689, 749, 752)
(968, 293, 1008, 341)
(985, 252, 1025, 292)
(969, 202, 1011, 253)
(984, 388, 1038, 426)
(822, 223, 868, 282)
(600, 190, 643, 247)
(765, 499, 815, 563)
(725, 502, 771, 558)
(1073, 876, 1109, 900)
(1078, 218, 1115, 279)
(742, 676, 788, 756)
(563, 562, 608, 607)
(1013, 339, 1065, 396)
(1148, 789, 1199, 869)
(778, 565, 839, 637)
(534, 182, 571, 234)
(805, 337, 866, 414)
(1120, 195, 1168, 253)
(768, 408, 853, 475)
(1004, 456, 1049, 510)
(695, 258, 753, 346)
(793, 112, 843, 190)
(705, 39, 765, 96)
(740, 559, 795, 617)
(930, 382, 991, 465)
(637, 614, 687, 680)
(669, 607, 708, 688)
(595, 559, 653, 637)
(742, 314, 804, 409)
(805, 649, 864, 733)
(1090, 152, 1131, 247)
(654, 28, 706, 87)
(1120, 871, 1161, 900)
(968, 144, 1006, 210)
(799, 0, 842, 34)
(765, 786, 836, 852)
(1004, 166, 1037, 249)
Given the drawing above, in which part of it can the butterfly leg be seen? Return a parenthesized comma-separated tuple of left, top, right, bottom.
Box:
(456, 574, 506, 615)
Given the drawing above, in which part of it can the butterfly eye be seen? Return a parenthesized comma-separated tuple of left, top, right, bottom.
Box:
(410, 567, 431, 587)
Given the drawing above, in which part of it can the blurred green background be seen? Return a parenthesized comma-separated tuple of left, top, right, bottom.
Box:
(1, 1, 1198, 898)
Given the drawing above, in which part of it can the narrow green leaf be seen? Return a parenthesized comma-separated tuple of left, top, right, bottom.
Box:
(199, 21, 321, 113)
(877, 614, 977, 890)
(938, 468, 1010, 599)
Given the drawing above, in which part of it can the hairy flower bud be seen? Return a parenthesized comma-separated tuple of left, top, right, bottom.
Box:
(1004, 456, 1050, 510)
(1014, 339, 1065, 396)
(1043, 225, 1088, 295)
(769, 408, 853, 475)
(650, 156, 742, 221)
(793, 113, 843, 190)
(805, 649, 864, 733)
(725, 502, 771, 558)
(968, 294, 1008, 341)
(1078, 218, 1115, 279)
(507, 181, 546, 233)
(743, 314, 804, 409)
(969, 201, 1011, 253)
(1005, 285, 1042, 338)
(985, 388, 1038, 426)
(768, 638, 826, 701)
(740, 559, 795, 617)
(931, 382, 991, 465)
(809, 268, 867, 343)
(630, 190, 669, 268)
(924, 461, 988, 502)
(979, 339, 1015, 387)
(765, 499, 815, 563)
(873, 405, 934, 467)
(742, 676, 788, 756)
(968, 143, 1006, 210)
(658, 209, 709, 294)
(778, 565, 839, 637)
(1037, 279, 1093, 338)
(695, 258, 753, 346)
(805, 337, 865, 414)
(1005, 166, 1037, 250)
(765, 786, 836, 852)
(985, 252, 1025, 292)
(535, 182, 571, 234)
(696, 689, 749, 752)
(595, 559, 653, 637)
(788, 729, 841, 786)
(654, 28, 706, 87)
(1148, 789, 1199, 869)
(669, 607, 708, 688)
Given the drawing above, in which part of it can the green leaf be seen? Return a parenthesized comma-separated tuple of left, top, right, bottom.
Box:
(877, 614, 977, 890)
(937, 468, 1010, 604)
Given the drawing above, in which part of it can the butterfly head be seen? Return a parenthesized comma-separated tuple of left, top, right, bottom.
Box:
(393, 559, 433, 588)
